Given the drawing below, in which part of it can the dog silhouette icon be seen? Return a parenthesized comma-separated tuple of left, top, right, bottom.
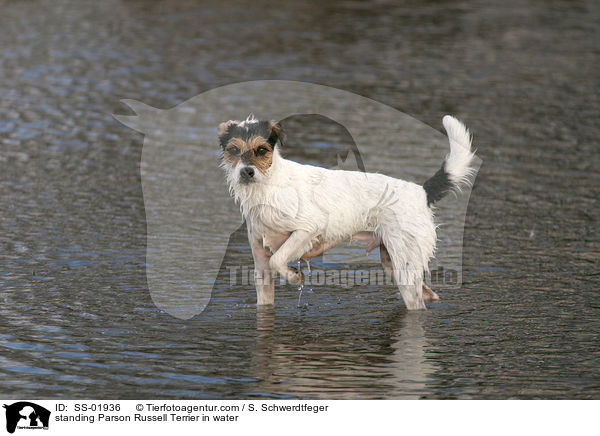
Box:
(3, 402, 50, 434)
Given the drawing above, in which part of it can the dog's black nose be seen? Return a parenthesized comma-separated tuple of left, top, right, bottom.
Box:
(240, 166, 255, 182)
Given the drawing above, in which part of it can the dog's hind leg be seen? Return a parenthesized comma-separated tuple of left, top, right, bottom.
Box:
(380, 242, 438, 303)
(398, 279, 426, 310)
(249, 231, 275, 305)
(379, 242, 394, 283)
(380, 237, 426, 310)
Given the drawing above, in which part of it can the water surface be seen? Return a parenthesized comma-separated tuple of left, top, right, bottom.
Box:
(0, 0, 598, 399)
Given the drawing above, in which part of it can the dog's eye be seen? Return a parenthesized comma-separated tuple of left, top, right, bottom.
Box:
(227, 146, 240, 156)
(255, 146, 269, 157)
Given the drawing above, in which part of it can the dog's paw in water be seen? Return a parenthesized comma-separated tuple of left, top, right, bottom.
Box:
(287, 267, 304, 285)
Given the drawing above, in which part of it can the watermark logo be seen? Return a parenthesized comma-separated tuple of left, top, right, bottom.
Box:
(114, 80, 481, 319)
(3, 402, 50, 434)
(226, 265, 460, 289)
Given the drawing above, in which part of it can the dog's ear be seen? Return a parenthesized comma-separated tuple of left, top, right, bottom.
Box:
(218, 120, 239, 137)
(267, 121, 283, 147)
(218, 120, 239, 148)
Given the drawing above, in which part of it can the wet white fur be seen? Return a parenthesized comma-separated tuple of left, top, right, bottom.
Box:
(225, 115, 475, 309)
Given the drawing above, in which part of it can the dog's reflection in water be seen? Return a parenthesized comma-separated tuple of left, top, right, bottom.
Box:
(251, 306, 436, 399)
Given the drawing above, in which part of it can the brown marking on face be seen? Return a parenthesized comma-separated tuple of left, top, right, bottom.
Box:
(222, 135, 273, 174)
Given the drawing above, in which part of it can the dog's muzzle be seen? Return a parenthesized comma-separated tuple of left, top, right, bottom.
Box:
(239, 166, 255, 184)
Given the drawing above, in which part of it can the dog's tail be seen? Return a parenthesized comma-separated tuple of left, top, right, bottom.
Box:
(423, 115, 476, 206)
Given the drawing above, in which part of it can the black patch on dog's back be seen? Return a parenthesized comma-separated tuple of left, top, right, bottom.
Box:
(423, 162, 453, 206)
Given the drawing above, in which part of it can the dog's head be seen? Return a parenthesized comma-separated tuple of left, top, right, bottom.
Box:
(218, 116, 282, 186)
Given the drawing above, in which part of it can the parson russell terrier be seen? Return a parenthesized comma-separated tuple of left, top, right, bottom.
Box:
(218, 115, 475, 309)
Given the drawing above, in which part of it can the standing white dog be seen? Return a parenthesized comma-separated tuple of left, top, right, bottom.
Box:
(218, 115, 475, 309)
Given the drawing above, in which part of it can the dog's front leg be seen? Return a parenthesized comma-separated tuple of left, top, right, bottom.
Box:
(269, 229, 314, 285)
(249, 233, 275, 305)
